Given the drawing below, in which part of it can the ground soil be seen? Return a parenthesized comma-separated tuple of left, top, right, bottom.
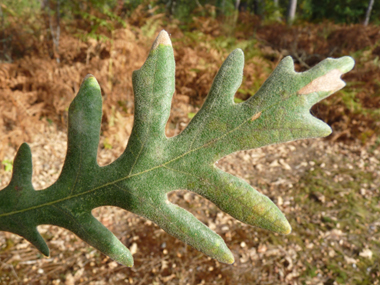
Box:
(0, 119, 379, 285)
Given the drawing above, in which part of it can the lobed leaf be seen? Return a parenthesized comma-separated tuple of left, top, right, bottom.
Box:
(0, 30, 355, 266)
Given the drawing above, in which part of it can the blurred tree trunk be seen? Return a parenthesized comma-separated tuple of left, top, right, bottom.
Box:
(235, 0, 241, 10)
(253, 0, 258, 14)
(364, 0, 375, 26)
(166, 0, 176, 17)
(40, 0, 48, 9)
(0, 4, 6, 62)
(273, 0, 281, 21)
(287, 0, 297, 25)
(253, 0, 264, 16)
(46, 0, 60, 63)
(219, 0, 226, 14)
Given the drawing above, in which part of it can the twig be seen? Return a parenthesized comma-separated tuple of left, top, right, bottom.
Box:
(18, 258, 54, 265)
(292, 51, 310, 69)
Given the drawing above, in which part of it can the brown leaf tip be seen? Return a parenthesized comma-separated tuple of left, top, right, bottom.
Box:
(298, 69, 345, 95)
(283, 222, 292, 235)
(83, 74, 95, 81)
(80, 74, 95, 87)
(151, 30, 172, 51)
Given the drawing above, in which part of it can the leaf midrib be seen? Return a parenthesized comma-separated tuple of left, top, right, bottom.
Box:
(0, 90, 305, 218)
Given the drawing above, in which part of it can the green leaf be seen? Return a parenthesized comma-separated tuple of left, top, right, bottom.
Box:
(2, 159, 13, 172)
(0, 30, 355, 266)
(233, 97, 244, 103)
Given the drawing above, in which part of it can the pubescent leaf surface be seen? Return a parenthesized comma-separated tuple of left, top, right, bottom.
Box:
(0, 30, 355, 266)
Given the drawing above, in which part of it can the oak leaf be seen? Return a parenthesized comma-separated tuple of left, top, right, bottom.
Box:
(0, 30, 354, 266)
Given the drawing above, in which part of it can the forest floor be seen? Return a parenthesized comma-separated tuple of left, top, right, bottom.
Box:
(0, 11, 380, 285)
(0, 127, 379, 285)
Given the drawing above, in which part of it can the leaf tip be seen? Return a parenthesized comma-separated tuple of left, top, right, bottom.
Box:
(226, 254, 235, 265)
(298, 69, 346, 95)
(338, 56, 355, 73)
(271, 213, 292, 235)
(15, 142, 32, 163)
(117, 255, 134, 267)
(282, 221, 292, 235)
(278, 56, 295, 72)
(83, 73, 95, 81)
(151, 30, 172, 51)
(26, 227, 50, 257)
(40, 244, 50, 257)
(321, 124, 333, 137)
(216, 247, 235, 264)
(298, 56, 355, 97)
(79, 74, 100, 93)
(231, 48, 244, 57)
(11, 142, 33, 184)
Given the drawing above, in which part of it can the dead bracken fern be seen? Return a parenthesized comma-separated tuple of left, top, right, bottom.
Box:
(0, 15, 378, 162)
